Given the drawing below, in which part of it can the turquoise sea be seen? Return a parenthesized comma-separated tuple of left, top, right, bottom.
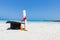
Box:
(0, 20, 58, 23)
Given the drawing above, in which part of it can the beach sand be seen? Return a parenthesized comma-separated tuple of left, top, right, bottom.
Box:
(0, 22, 60, 40)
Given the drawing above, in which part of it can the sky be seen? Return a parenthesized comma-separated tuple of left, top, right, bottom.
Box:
(0, 0, 60, 20)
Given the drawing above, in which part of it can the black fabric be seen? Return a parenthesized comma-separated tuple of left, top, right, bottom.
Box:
(6, 21, 21, 29)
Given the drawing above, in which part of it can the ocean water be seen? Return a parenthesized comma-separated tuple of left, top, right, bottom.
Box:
(0, 20, 20, 23)
(0, 20, 60, 23)
(28, 20, 53, 22)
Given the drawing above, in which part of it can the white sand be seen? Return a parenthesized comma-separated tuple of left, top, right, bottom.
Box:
(0, 22, 60, 40)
